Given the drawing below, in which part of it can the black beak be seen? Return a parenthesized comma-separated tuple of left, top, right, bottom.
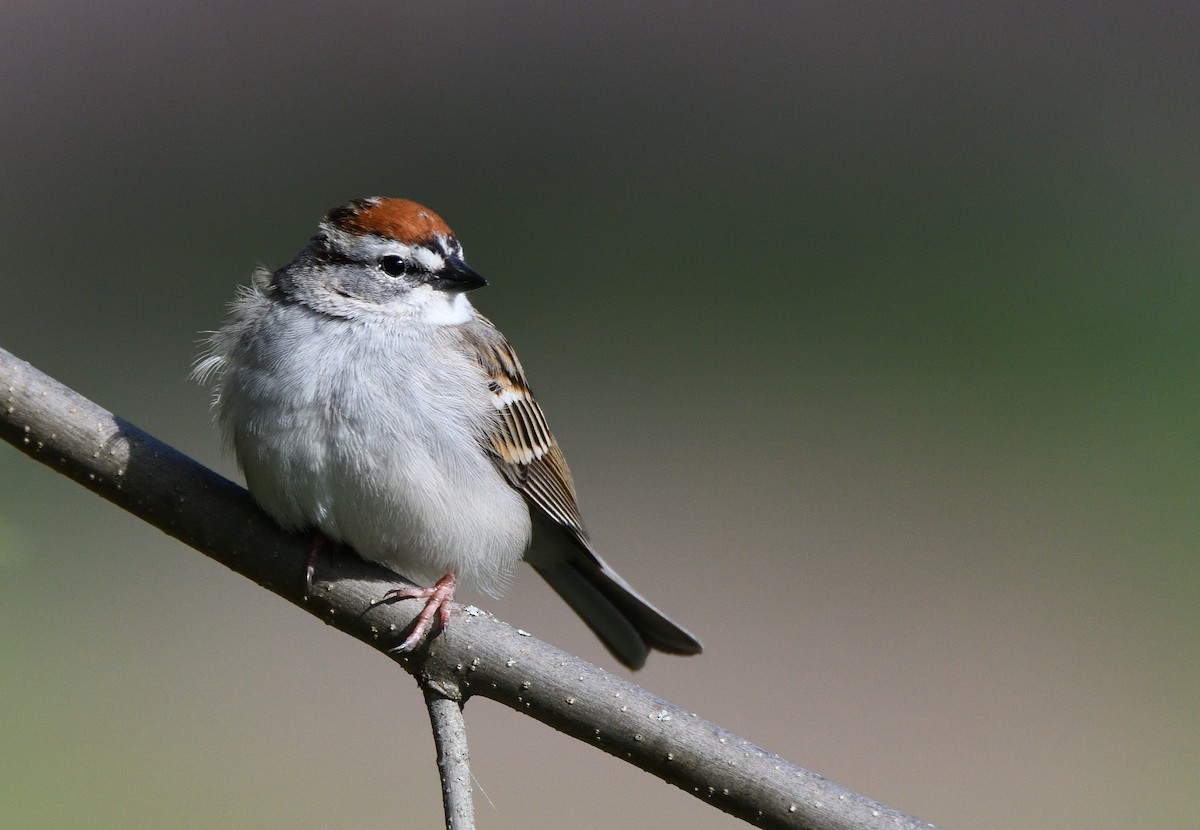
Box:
(431, 256, 488, 292)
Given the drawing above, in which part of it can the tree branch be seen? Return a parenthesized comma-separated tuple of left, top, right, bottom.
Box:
(424, 683, 476, 830)
(0, 345, 941, 830)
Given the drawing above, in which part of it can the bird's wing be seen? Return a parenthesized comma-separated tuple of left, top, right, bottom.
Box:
(458, 316, 589, 541)
(455, 314, 705, 667)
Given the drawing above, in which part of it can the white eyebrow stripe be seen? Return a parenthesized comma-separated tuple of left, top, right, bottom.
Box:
(411, 246, 445, 272)
(319, 224, 450, 272)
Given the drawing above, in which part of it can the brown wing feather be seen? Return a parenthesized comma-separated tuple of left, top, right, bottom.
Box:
(454, 315, 705, 666)
(459, 317, 589, 539)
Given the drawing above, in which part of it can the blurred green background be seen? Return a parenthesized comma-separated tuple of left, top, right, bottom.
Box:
(2, 3, 1196, 828)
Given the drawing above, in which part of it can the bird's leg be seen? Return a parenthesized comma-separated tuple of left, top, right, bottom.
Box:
(384, 571, 458, 653)
(304, 532, 327, 596)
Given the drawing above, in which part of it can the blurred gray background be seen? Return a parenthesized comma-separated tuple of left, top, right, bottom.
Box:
(2, 3, 1196, 828)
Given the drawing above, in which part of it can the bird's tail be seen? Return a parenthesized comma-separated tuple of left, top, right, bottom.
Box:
(527, 528, 703, 670)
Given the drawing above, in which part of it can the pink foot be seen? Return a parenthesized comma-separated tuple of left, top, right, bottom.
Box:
(383, 571, 458, 653)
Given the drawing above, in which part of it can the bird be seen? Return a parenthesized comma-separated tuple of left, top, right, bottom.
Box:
(196, 197, 702, 669)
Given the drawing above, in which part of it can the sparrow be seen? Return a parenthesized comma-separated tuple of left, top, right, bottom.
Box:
(196, 197, 702, 669)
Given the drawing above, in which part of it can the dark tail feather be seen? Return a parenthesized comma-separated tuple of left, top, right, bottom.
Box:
(530, 542, 703, 670)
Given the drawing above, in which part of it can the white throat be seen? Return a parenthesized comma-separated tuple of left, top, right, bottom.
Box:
(421, 290, 475, 326)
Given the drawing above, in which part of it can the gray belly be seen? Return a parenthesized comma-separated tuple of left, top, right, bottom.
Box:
(220, 309, 532, 594)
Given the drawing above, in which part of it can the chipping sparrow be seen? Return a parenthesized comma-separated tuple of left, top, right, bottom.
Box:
(196, 197, 702, 669)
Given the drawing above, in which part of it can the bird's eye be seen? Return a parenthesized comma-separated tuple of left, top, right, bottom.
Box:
(379, 255, 408, 277)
